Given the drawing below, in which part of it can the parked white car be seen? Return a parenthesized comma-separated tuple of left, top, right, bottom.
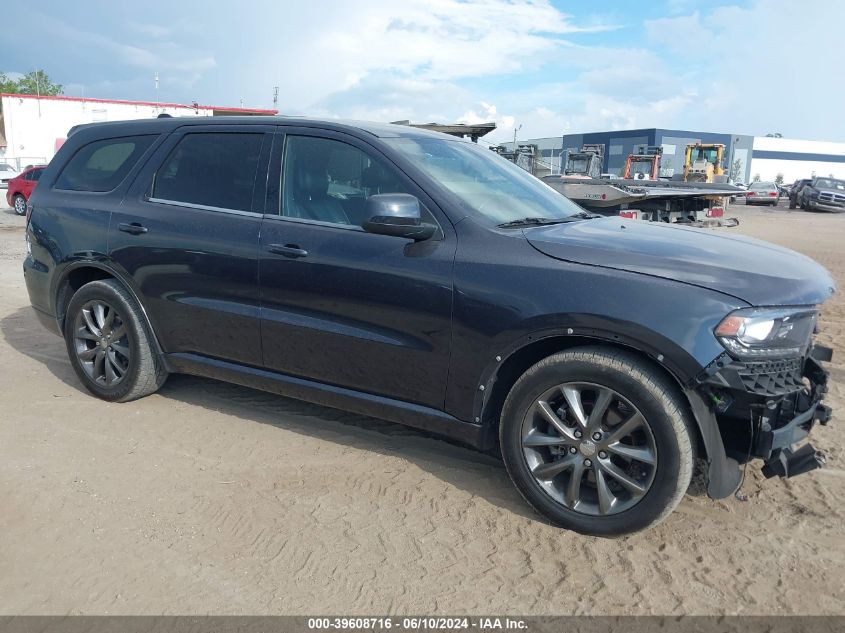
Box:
(0, 163, 22, 188)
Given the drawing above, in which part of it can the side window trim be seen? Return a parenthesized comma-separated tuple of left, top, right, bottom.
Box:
(261, 213, 366, 231)
(146, 196, 263, 217)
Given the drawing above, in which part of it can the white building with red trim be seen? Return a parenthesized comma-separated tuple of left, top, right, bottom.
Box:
(0, 93, 276, 170)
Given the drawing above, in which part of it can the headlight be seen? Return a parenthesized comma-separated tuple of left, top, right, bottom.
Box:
(714, 307, 817, 360)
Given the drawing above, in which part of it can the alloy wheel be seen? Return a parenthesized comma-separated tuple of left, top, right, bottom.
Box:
(521, 382, 657, 516)
(14, 195, 26, 215)
(73, 300, 130, 386)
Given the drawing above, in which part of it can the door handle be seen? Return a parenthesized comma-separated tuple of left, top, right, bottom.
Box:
(268, 243, 308, 258)
(118, 222, 149, 235)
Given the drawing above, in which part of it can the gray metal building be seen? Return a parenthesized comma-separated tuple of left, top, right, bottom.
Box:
(501, 128, 756, 183)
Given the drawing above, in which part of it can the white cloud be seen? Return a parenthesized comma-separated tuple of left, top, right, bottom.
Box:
(643, 0, 845, 139)
(7, 0, 843, 143)
(243, 0, 614, 110)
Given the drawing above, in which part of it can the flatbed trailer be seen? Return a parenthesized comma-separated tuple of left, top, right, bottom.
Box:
(542, 176, 743, 224)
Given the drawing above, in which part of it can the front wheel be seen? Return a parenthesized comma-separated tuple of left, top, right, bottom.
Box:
(13, 194, 26, 216)
(500, 347, 695, 536)
(64, 279, 168, 402)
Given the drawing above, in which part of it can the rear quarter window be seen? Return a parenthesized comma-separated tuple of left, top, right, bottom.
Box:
(55, 135, 157, 192)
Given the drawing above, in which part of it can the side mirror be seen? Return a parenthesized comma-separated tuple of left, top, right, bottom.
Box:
(363, 194, 436, 241)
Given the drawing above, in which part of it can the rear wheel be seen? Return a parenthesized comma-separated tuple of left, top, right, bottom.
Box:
(789, 199, 796, 209)
(13, 194, 26, 216)
(500, 347, 695, 536)
(64, 279, 167, 402)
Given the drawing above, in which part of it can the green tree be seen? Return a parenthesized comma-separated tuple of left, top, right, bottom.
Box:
(0, 70, 63, 96)
(753, 173, 761, 182)
(775, 173, 784, 185)
(0, 73, 18, 93)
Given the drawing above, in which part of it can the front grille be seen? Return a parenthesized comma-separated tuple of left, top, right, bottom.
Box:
(737, 358, 804, 396)
(819, 191, 845, 205)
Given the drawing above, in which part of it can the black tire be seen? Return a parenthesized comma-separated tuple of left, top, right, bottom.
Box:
(63, 279, 167, 402)
(12, 194, 27, 216)
(789, 200, 796, 209)
(500, 347, 695, 536)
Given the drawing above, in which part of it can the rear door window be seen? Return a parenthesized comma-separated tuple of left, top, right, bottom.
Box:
(152, 132, 264, 212)
(55, 135, 156, 192)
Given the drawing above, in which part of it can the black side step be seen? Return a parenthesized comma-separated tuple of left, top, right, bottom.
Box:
(762, 443, 826, 479)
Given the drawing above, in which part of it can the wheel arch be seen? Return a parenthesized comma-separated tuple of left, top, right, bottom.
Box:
(476, 333, 709, 464)
(476, 330, 742, 499)
(53, 261, 166, 358)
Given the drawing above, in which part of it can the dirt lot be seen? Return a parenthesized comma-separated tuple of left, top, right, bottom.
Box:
(1, 199, 843, 615)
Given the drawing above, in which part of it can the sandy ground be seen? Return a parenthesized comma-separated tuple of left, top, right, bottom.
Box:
(0, 199, 843, 615)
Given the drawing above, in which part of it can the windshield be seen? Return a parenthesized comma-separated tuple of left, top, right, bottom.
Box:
(630, 160, 651, 175)
(693, 148, 719, 164)
(749, 182, 776, 190)
(814, 178, 845, 190)
(565, 157, 589, 173)
(385, 138, 584, 224)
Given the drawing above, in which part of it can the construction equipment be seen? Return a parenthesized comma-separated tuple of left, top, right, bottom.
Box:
(494, 140, 740, 226)
(623, 146, 662, 180)
(542, 176, 741, 226)
(563, 143, 604, 179)
(493, 143, 556, 178)
(683, 143, 726, 183)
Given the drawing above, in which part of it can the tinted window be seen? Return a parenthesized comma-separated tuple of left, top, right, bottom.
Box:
(30, 169, 43, 182)
(153, 132, 264, 212)
(55, 135, 156, 192)
(282, 135, 411, 226)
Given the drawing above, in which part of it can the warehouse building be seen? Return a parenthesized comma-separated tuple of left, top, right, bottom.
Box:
(502, 128, 845, 184)
(0, 93, 276, 170)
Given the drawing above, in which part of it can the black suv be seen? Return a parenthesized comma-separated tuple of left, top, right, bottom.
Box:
(799, 177, 845, 212)
(788, 178, 812, 209)
(24, 117, 835, 535)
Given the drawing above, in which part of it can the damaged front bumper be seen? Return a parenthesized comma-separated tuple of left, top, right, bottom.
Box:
(698, 344, 833, 489)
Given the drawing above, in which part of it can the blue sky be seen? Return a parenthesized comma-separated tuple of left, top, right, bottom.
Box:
(3, 0, 842, 144)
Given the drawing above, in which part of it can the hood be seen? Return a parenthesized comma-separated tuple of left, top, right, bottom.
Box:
(526, 217, 835, 307)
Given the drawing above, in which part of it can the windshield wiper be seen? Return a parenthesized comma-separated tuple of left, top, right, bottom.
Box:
(496, 212, 600, 229)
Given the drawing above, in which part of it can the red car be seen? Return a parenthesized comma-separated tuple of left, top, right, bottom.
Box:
(6, 166, 45, 215)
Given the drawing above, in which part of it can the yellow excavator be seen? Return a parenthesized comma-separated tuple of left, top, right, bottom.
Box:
(683, 143, 725, 182)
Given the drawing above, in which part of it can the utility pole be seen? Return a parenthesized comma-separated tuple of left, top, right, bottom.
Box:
(154, 72, 159, 111)
(273, 86, 279, 110)
(34, 66, 41, 116)
(513, 123, 522, 150)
